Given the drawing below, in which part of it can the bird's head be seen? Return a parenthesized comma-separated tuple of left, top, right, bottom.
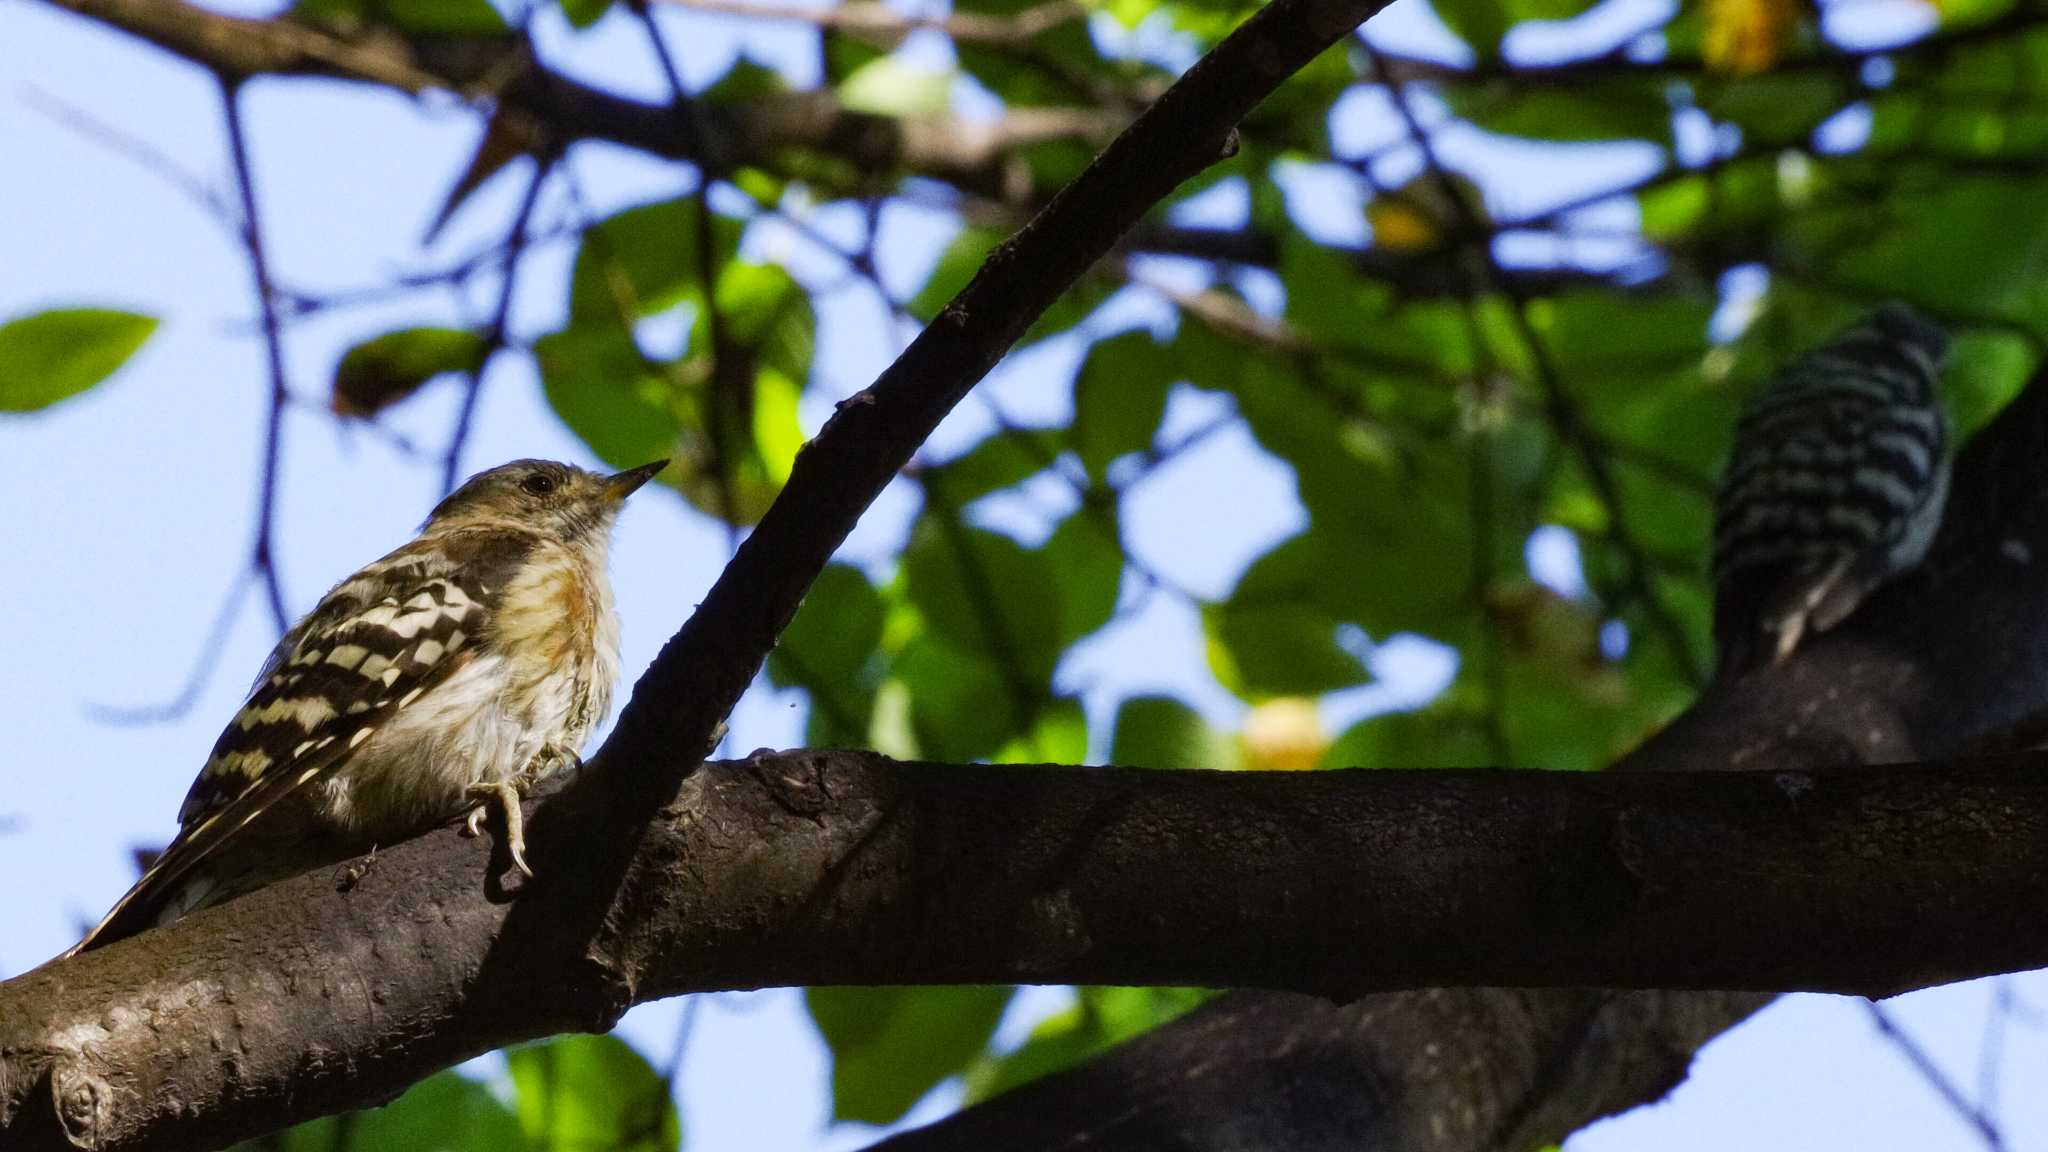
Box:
(426, 458, 667, 543)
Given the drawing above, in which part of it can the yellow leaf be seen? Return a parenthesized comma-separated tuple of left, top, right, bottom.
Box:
(1241, 698, 1328, 771)
(1366, 197, 1441, 252)
(1703, 0, 1794, 75)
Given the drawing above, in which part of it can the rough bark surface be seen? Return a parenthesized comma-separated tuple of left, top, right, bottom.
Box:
(5, 753, 2048, 1151)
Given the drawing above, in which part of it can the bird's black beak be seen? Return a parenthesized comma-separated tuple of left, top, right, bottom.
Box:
(604, 460, 668, 505)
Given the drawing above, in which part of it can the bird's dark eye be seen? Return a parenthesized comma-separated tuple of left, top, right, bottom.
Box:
(521, 473, 558, 496)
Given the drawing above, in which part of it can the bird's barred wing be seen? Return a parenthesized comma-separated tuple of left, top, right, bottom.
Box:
(65, 559, 501, 956)
(1710, 304, 1950, 674)
(178, 573, 490, 823)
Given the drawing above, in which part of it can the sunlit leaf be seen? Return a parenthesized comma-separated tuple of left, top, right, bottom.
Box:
(1110, 695, 1236, 769)
(228, 1068, 530, 1152)
(964, 987, 1208, 1104)
(807, 986, 1014, 1124)
(0, 308, 156, 413)
(507, 1035, 679, 1152)
(332, 326, 485, 418)
(770, 563, 887, 742)
(902, 516, 1065, 681)
(894, 634, 1028, 759)
(534, 327, 680, 472)
(838, 55, 955, 117)
(1074, 331, 1171, 480)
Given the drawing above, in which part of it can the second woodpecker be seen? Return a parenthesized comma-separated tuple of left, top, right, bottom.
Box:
(1711, 304, 1951, 678)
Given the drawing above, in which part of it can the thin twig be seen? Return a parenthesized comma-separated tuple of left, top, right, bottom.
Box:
(23, 87, 237, 224)
(442, 156, 552, 494)
(1866, 1001, 2008, 1152)
(86, 572, 255, 723)
(220, 76, 293, 636)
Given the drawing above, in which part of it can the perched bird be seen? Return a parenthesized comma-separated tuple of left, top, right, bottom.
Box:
(1711, 304, 1951, 678)
(66, 458, 665, 957)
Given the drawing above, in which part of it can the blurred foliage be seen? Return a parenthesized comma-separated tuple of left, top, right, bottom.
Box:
(332, 326, 487, 417)
(52, 0, 2048, 1136)
(232, 1035, 678, 1152)
(0, 308, 156, 412)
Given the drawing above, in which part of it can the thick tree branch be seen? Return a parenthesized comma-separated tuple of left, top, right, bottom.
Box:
(6, 750, 2048, 1151)
(869, 366, 2048, 1152)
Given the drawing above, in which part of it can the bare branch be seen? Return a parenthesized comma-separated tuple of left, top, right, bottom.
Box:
(651, 0, 1086, 49)
(220, 77, 293, 636)
(1867, 1001, 2008, 1152)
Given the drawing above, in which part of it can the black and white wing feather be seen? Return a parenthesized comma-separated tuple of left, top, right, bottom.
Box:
(66, 530, 527, 955)
(1711, 304, 1951, 677)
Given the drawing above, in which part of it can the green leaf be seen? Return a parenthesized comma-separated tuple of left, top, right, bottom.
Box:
(823, 27, 890, 85)
(1638, 175, 1709, 241)
(1455, 84, 1674, 145)
(911, 225, 1002, 321)
(1430, 0, 1601, 53)
(561, 0, 614, 28)
(506, 1035, 680, 1152)
(568, 198, 711, 326)
(838, 55, 955, 117)
(992, 696, 1090, 763)
(965, 987, 1208, 1104)
(332, 326, 485, 417)
(807, 986, 1014, 1124)
(1111, 696, 1235, 769)
(379, 0, 507, 33)
(893, 635, 1027, 760)
(925, 430, 1063, 503)
(1040, 508, 1123, 646)
(770, 564, 886, 739)
(902, 517, 1064, 682)
(534, 327, 680, 471)
(0, 308, 156, 412)
(229, 1068, 530, 1152)
(295, 0, 508, 33)
(1701, 73, 1850, 145)
(1074, 331, 1171, 480)
(704, 54, 787, 103)
(1205, 534, 1372, 698)
(717, 260, 812, 372)
(1322, 707, 1498, 770)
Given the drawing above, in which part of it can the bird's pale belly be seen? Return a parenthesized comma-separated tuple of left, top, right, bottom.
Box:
(315, 651, 591, 840)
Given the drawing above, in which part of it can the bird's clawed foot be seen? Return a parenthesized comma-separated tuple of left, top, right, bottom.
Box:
(461, 779, 533, 879)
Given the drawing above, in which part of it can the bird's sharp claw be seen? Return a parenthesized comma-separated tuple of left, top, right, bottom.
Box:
(463, 780, 534, 880)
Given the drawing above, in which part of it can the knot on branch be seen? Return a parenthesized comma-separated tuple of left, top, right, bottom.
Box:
(50, 1061, 112, 1150)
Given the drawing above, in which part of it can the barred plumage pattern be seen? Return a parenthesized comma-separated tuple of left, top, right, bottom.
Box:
(1712, 304, 1951, 677)
(66, 458, 662, 956)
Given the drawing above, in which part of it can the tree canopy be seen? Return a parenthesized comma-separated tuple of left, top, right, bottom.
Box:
(5, 0, 2048, 1146)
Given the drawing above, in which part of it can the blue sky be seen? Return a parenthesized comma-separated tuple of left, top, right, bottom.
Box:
(2, 0, 2044, 1147)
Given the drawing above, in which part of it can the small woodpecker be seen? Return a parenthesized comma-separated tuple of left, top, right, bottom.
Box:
(66, 458, 665, 957)
(1711, 304, 1951, 678)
